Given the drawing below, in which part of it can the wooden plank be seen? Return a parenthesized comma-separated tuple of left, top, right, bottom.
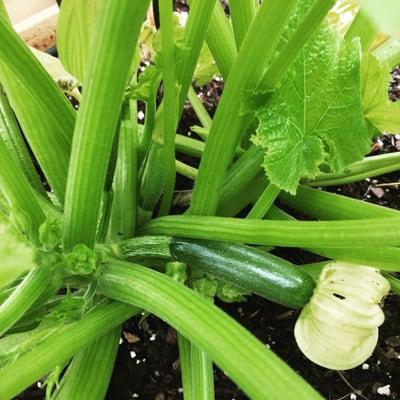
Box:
(4, 0, 58, 50)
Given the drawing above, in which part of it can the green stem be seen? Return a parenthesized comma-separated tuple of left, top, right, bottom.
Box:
(279, 185, 400, 220)
(187, 86, 212, 130)
(0, 267, 52, 336)
(175, 133, 205, 158)
(158, 0, 177, 217)
(190, 0, 297, 216)
(220, 173, 266, 217)
(246, 183, 280, 219)
(0, 13, 75, 202)
(384, 273, 400, 295)
(204, 1, 237, 79)
(0, 135, 45, 242)
(0, 301, 139, 400)
(140, 1, 217, 209)
(219, 145, 264, 210)
(229, 0, 257, 49)
(139, 215, 400, 248)
(0, 325, 59, 366)
(0, 89, 45, 195)
(266, 205, 400, 272)
(306, 152, 400, 187)
(220, 150, 400, 216)
(54, 327, 121, 400)
(176, 0, 218, 115)
(110, 116, 138, 241)
(176, 160, 198, 180)
(63, 1, 149, 250)
(311, 246, 400, 271)
(178, 334, 215, 400)
(138, 96, 157, 164)
(98, 259, 322, 400)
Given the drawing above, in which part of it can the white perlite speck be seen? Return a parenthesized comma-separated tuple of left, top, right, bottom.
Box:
(149, 333, 157, 341)
(129, 351, 137, 359)
(362, 363, 369, 370)
(377, 385, 391, 396)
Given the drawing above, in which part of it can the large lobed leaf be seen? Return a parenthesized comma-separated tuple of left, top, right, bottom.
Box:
(251, 27, 370, 194)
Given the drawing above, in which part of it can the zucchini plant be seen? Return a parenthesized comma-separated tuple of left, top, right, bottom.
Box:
(0, 0, 399, 399)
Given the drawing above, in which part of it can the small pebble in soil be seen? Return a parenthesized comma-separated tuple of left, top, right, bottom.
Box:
(377, 384, 391, 396)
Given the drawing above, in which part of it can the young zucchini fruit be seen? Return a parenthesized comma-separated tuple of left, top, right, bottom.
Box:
(295, 262, 390, 370)
(113, 236, 316, 308)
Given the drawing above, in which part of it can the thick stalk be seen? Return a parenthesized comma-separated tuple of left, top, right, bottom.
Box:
(178, 334, 215, 400)
(246, 183, 280, 219)
(0, 301, 139, 400)
(0, 267, 51, 336)
(220, 150, 400, 215)
(0, 135, 45, 242)
(0, 89, 45, 195)
(139, 215, 400, 248)
(158, 0, 177, 216)
(190, 0, 297, 216)
(307, 152, 400, 187)
(98, 259, 322, 400)
(229, 0, 257, 49)
(187, 86, 212, 130)
(266, 205, 400, 272)
(54, 327, 121, 400)
(63, 1, 149, 250)
(110, 115, 138, 241)
(279, 185, 400, 220)
(204, 1, 237, 78)
(139, 1, 217, 209)
(176, 160, 198, 180)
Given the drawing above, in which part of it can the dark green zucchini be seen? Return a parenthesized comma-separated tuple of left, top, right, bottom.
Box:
(113, 236, 315, 308)
(171, 238, 315, 308)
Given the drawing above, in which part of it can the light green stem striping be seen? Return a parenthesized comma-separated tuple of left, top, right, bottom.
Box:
(98, 259, 322, 400)
(139, 215, 400, 248)
(54, 327, 121, 400)
(63, 1, 149, 249)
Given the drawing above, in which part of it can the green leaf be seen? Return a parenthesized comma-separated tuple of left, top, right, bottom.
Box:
(128, 64, 162, 103)
(362, 54, 400, 133)
(252, 29, 370, 194)
(194, 43, 220, 87)
(57, 0, 102, 82)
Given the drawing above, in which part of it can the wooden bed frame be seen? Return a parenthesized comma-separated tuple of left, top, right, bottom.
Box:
(4, 0, 59, 50)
